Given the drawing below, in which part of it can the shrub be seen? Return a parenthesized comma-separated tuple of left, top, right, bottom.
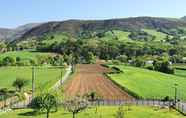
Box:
(116, 55, 128, 63)
(2, 56, 16, 66)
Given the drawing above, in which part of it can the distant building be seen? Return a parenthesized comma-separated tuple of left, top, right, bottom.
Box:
(146, 60, 154, 65)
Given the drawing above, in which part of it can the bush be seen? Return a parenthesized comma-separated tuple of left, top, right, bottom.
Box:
(153, 60, 175, 74)
(146, 65, 154, 70)
(131, 58, 145, 67)
(116, 55, 128, 63)
(112, 60, 121, 65)
(1, 56, 16, 66)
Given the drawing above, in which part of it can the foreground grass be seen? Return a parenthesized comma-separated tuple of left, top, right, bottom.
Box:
(108, 65, 186, 100)
(0, 106, 185, 118)
(0, 66, 64, 92)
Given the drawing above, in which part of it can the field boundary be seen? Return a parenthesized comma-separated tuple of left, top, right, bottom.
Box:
(51, 65, 72, 90)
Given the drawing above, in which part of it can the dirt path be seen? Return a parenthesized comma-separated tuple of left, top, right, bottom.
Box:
(64, 64, 134, 100)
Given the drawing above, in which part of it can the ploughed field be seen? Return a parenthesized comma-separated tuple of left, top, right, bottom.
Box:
(64, 64, 134, 100)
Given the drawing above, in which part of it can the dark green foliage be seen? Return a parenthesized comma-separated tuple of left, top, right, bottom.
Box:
(115, 106, 125, 118)
(31, 93, 57, 118)
(12, 78, 29, 92)
(153, 60, 174, 74)
(1, 56, 15, 66)
(31, 96, 43, 111)
(116, 55, 128, 63)
(131, 58, 145, 67)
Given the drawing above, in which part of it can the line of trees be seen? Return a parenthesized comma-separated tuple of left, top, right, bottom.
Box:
(37, 37, 186, 64)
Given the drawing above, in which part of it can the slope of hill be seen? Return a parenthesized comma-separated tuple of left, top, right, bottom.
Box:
(19, 17, 186, 41)
(181, 16, 186, 21)
(0, 23, 41, 42)
(0, 28, 13, 41)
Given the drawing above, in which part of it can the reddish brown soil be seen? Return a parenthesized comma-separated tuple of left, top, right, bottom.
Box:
(64, 64, 134, 100)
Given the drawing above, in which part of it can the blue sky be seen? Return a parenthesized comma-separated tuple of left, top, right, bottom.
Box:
(1, 0, 186, 28)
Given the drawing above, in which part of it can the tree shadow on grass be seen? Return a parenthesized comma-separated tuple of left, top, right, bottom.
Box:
(18, 110, 58, 116)
(18, 110, 39, 116)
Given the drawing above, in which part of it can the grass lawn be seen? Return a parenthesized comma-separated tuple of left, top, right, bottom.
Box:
(0, 51, 55, 61)
(175, 69, 186, 78)
(0, 66, 65, 92)
(108, 65, 186, 100)
(0, 106, 184, 118)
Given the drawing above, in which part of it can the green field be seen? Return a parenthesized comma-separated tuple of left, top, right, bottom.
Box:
(0, 66, 64, 92)
(175, 69, 186, 78)
(0, 51, 55, 61)
(0, 106, 184, 118)
(42, 33, 70, 45)
(103, 30, 132, 41)
(108, 65, 186, 100)
(142, 29, 169, 41)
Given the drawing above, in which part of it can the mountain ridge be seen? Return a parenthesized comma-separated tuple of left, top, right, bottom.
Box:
(1, 16, 186, 42)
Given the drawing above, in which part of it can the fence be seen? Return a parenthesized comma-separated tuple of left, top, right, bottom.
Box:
(1, 97, 186, 115)
(175, 102, 186, 115)
(88, 99, 171, 107)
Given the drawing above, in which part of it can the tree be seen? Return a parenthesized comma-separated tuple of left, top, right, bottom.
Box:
(2, 56, 15, 66)
(153, 60, 174, 74)
(31, 93, 58, 118)
(63, 96, 89, 118)
(131, 57, 145, 67)
(0, 42, 7, 52)
(116, 55, 128, 63)
(12, 78, 28, 92)
(84, 52, 96, 64)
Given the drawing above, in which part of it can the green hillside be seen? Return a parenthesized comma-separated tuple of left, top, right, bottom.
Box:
(108, 65, 186, 100)
(100, 30, 131, 41)
(142, 29, 169, 41)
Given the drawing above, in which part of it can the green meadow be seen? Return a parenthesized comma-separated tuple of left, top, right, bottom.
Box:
(0, 66, 64, 92)
(0, 106, 185, 118)
(108, 65, 186, 100)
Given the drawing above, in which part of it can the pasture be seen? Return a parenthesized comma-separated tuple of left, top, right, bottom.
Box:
(0, 51, 55, 61)
(0, 106, 184, 118)
(0, 66, 64, 92)
(142, 29, 169, 41)
(108, 65, 186, 100)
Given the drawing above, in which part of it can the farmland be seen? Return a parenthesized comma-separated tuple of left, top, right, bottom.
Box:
(0, 66, 64, 92)
(1, 106, 185, 118)
(64, 64, 133, 100)
(108, 65, 186, 100)
(0, 51, 55, 61)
